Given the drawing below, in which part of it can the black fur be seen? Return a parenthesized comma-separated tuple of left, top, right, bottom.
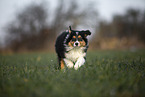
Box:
(55, 32, 68, 68)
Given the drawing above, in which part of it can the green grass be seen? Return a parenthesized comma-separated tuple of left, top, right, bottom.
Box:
(0, 50, 145, 97)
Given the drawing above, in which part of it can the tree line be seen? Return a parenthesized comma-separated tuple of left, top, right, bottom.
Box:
(0, 0, 145, 52)
(92, 8, 145, 50)
(2, 0, 97, 52)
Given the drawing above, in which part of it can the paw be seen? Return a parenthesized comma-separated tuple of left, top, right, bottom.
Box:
(74, 65, 79, 70)
(64, 59, 74, 68)
(74, 57, 85, 70)
(67, 62, 74, 68)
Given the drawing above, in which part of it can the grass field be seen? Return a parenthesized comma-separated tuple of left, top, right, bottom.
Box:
(0, 50, 145, 97)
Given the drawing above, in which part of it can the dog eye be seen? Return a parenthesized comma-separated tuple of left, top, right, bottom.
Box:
(72, 38, 76, 41)
(78, 38, 82, 41)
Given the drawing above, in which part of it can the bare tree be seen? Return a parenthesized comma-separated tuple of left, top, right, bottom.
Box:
(5, 4, 49, 52)
(4, 0, 98, 52)
(51, 0, 98, 33)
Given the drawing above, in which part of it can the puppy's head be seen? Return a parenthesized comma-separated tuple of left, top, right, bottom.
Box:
(67, 26, 91, 47)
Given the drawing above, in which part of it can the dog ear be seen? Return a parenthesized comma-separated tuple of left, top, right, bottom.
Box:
(83, 30, 91, 37)
(69, 26, 72, 34)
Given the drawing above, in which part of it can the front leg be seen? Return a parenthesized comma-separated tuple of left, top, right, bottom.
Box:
(64, 58, 74, 68)
(74, 57, 85, 70)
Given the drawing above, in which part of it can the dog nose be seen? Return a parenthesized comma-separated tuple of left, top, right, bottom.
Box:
(75, 42, 78, 46)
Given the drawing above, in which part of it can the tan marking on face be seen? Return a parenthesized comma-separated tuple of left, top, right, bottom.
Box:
(78, 35, 81, 38)
(60, 59, 65, 69)
(80, 40, 86, 47)
(73, 36, 76, 38)
(68, 41, 74, 47)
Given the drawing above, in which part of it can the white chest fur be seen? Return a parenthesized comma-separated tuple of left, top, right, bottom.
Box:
(65, 47, 86, 62)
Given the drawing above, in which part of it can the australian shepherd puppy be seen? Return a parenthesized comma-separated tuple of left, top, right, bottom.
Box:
(55, 26, 91, 70)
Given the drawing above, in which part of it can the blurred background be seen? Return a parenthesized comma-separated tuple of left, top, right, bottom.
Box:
(0, 0, 145, 53)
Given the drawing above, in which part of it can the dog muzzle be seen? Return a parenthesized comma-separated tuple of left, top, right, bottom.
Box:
(74, 41, 80, 47)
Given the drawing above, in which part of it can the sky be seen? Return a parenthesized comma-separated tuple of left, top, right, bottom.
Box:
(0, 0, 145, 46)
(97, 0, 145, 20)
